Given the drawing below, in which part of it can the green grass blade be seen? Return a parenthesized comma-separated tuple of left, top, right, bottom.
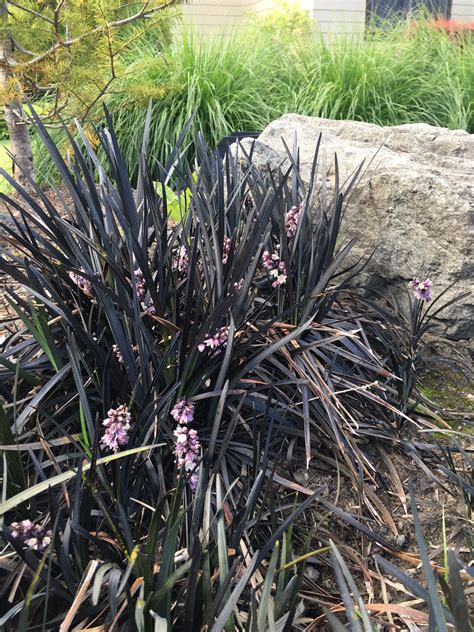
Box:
(257, 540, 280, 630)
(216, 475, 233, 632)
(0, 445, 162, 514)
(0, 403, 26, 494)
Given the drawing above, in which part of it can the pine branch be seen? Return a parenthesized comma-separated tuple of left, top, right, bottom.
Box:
(8, 0, 180, 69)
(7, 1, 55, 24)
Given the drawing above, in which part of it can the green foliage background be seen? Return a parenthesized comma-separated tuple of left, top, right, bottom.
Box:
(29, 10, 473, 184)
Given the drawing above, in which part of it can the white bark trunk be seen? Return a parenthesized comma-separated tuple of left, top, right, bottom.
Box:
(0, 1, 35, 189)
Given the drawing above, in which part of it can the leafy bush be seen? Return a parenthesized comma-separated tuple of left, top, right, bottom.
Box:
(0, 109, 465, 628)
(246, 0, 313, 41)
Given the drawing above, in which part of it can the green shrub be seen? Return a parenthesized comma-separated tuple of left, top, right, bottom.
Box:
(245, 0, 313, 40)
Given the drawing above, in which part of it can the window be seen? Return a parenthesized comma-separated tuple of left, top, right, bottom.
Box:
(366, 0, 452, 21)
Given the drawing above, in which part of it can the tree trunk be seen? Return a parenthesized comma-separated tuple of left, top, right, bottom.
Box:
(0, 1, 35, 189)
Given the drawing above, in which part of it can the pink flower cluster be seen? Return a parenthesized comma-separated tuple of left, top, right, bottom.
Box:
(171, 398, 200, 491)
(133, 269, 146, 302)
(112, 344, 140, 366)
(68, 270, 92, 295)
(285, 204, 302, 239)
(262, 251, 287, 288)
(198, 326, 229, 353)
(145, 299, 156, 315)
(409, 278, 433, 302)
(262, 250, 279, 271)
(10, 520, 52, 551)
(100, 404, 132, 453)
(174, 426, 200, 491)
(171, 398, 195, 424)
(134, 269, 155, 314)
(173, 245, 189, 273)
(222, 236, 232, 264)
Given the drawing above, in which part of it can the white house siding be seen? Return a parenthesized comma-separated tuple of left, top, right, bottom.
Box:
(245, 0, 273, 14)
(180, 0, 474, 38)
(450, 0, 474, 22)
(311, 0, 366, 35)
(180, 0, 368, 38)
(179, 0, 317, 37)
(180, 0, 254, 37)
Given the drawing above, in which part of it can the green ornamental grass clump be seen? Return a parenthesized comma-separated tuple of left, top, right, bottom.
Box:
(108, 16, 473, 169)
(32, 14, 474, 185)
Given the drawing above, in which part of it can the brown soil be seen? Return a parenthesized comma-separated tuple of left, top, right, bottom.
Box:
(293, 443, 473, 629)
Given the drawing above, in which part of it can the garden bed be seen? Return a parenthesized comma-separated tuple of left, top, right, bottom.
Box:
(0, 115, 472, 630)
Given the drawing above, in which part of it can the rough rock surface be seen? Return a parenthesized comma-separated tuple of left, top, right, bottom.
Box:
(239, 115, 474, 339)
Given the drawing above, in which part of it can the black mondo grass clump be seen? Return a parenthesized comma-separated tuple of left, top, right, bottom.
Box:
(0, 108, 460, 630)
(355, 277, 472, 423)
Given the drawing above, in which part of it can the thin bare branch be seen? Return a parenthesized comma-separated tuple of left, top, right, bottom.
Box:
(79, 76, 115, 121)
(112, 12, 173, 56)
(7, 1, 55, 24)
(53, 0, 65, 38)
(11, 38, 40, 57)
(106, 29, 116, 79)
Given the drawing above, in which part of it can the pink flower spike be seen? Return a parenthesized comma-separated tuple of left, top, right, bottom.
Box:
(263, 249, 287, 287)
(145, 298, 156, 315)
(133, 269, 156, 314)
(113, 344, 140, 367)
(100, 404, 132, 453)
(69, 269, 92, 295)
(112, 344, 123, 363)
(133, 269, 146, 302)
(262, 251, 279, 271)
(285, 204, 302, 239)
(173, 425, 201, 491)
(222, 236, 232, 264)
(198, 326, 229, 354)
(173, 245, 189, 273)
(171, 398, 195, 425)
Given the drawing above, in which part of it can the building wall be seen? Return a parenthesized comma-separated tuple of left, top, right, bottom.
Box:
(180, 0, 266, 37)
(179, 0, 322, 37)
(179, 1, 243, 37)
(180, 0, 368, 38)
(180, 0, 474, 38)
(245, 0, 274, 14)
(311, 0, 367, 34)
(450, 0, 474, 22)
